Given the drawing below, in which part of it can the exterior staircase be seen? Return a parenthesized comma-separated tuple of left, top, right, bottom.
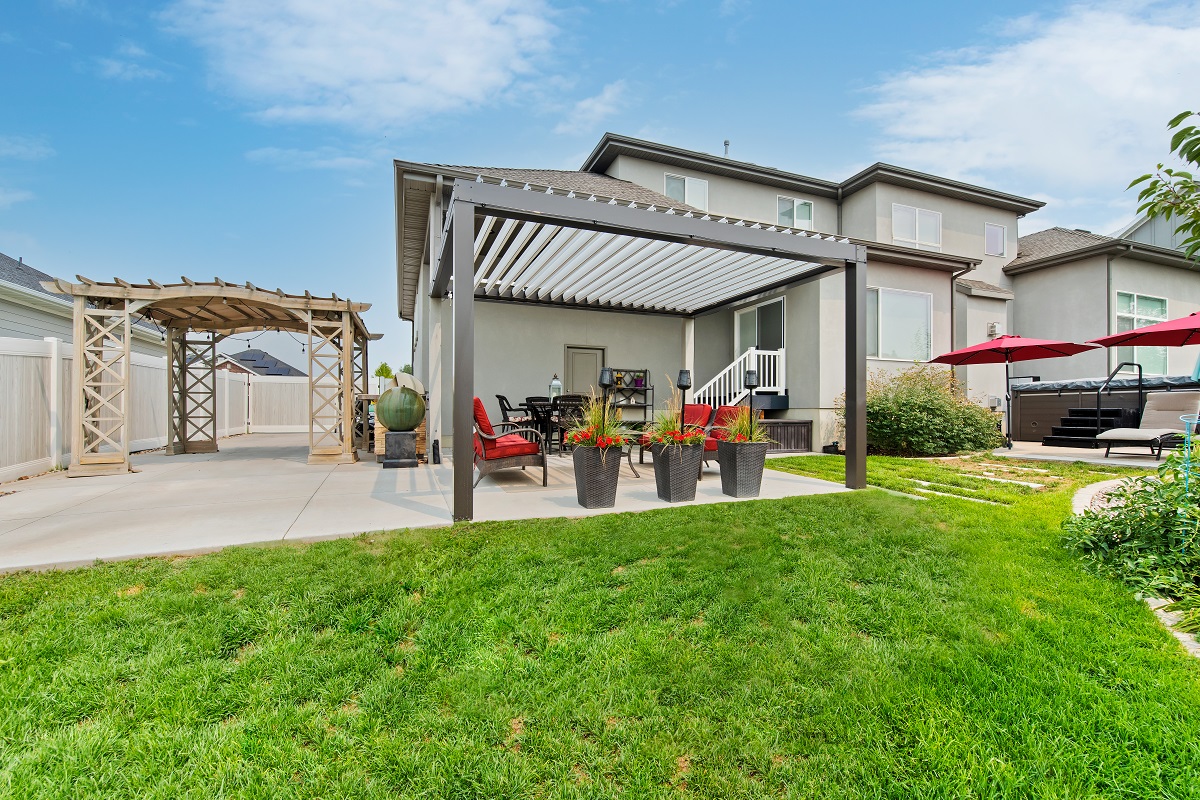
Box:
(1041, 407, 1127, 448)
(694, 348, 786, 408)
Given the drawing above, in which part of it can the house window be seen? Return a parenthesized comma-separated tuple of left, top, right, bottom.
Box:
(892, 203, 942, 252)
(1115, 291, 1168, 375)
(664, 173, 708, 211)
(777, 196, 814, 230)
(867, 287, 932, 361)
(985, 223, 1007, 257)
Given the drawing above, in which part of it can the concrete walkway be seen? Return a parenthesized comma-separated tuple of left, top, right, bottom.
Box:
(0, 434, 844, 572)
(996, 440, 1164, 468)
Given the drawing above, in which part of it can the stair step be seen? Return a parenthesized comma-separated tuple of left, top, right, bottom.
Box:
(1042, 435, 1104, 449)
(1051, 426, 1105, 437)
(1066, 407, 1124, 418)
(1056, 418, 1120, 430)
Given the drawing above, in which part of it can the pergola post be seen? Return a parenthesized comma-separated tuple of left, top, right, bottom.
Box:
(844, 250, 868, 489)
(167, 330, 219, 455)
(451, 200, 475, 521)
(69, 298, 133, 476)
(307, 311, 358, 465)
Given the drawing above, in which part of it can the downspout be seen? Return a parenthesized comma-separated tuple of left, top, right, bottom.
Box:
(949, 265, 971, 387)
(836, 186, 843, 236)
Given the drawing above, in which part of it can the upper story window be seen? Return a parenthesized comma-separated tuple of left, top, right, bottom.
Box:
(1116, 291, 1168, 375)
(985, 223, 1007, 257)
(866, 287, 932, 361)
(892, 203, 942, 252)
(777, 196, 814, 230)
(664, 173, 708, 211)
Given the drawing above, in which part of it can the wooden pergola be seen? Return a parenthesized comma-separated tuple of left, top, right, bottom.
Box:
(42, 276, 379, 476)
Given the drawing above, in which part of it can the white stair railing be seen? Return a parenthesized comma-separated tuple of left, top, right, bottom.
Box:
(693, 348, 785, 407)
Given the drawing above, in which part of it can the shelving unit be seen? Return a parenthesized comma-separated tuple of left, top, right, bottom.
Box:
(609, 368, 654, 422)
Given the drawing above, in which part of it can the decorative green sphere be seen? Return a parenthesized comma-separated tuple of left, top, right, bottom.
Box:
(377, 386, 426, 432)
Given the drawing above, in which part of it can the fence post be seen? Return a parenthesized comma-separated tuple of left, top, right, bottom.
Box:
(44, 337, 63, 469)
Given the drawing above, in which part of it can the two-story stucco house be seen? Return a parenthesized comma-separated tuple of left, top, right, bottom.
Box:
(394, 133, 1044, 455)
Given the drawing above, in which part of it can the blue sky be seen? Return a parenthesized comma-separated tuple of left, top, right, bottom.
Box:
(2, 0, 1198, 367)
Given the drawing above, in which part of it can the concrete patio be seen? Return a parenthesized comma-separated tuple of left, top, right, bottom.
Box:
(0, 433, 845, 572)
(995, 440, 1168, 468)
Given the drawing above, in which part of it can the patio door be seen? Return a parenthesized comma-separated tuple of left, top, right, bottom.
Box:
(565, 346, 605, 394)
(735, 298, 785, 354)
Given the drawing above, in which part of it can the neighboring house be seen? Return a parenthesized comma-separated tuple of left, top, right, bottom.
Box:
(0, 250, 166, 356)
(1006, 222, 1200, 383)
(217, 348, 306, 377)
(394, 133, 1043, 449)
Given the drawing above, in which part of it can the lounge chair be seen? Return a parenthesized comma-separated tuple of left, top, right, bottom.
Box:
(473, 397, 547, 487)
(1095, 390, 1200, 459)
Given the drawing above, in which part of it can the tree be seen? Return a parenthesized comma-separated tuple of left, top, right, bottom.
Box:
(374, 362, 394, 379)
(1130, 110, 1200, 259)
(402, 364, 413, 375)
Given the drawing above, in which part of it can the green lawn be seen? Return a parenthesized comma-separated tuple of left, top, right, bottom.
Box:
(2, 455, 1199, 798)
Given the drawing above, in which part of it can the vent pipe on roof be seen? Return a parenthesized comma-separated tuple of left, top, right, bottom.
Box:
(723, 139, 730, 157)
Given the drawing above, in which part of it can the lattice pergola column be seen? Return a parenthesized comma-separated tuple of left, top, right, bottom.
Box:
(307, 311, 358, 464)
(166, 328, 219, 455)
(351, 331, 371, 450)
(69, 298, 134, 476)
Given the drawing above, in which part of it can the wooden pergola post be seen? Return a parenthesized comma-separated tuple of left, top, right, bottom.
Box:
(306, 310, 358, 465)
(69, 298, 134, 476)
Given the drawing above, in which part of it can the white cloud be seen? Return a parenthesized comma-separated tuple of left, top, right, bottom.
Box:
(161, 0, 556, 129)
(856, 3, 1200, 204)
(0, 188, 34, 209)
(553, 80, 626, 135)
(97, 41, 167, 80)
(0, 136, 55, 161)
(245, 146, 372, 171)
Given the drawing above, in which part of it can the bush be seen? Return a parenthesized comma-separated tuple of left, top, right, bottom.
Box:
(836, 364, 1003, 456)
(1063, 450, 1200, 626)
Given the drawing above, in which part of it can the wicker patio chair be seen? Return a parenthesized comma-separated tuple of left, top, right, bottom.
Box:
(473, 397, 547, 487)
(702, 404, 746, 466)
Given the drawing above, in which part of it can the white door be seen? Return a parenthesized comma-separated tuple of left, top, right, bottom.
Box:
(565, 346, 604, 394)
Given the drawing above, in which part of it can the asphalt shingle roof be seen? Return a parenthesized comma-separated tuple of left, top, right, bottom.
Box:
(1008, 227, 1114, 268)
(223, 348, 305, 377)
(0, 251, 65, 300)
(435, 166, 703, 212)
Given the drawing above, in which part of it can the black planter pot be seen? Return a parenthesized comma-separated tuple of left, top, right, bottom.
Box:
(717, 441, 770, 498)
(649, 442, 703, 502)
(572, 446, 622, 508)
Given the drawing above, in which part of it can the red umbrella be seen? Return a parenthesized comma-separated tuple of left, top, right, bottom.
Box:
(1088, 313, 1200, 348)
(930, 335, 1100, 446)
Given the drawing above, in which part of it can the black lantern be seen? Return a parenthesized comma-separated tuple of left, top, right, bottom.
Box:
(677, 369, 692, 413)
(744, 369, 759, 441)
(598, 367, 616, 436)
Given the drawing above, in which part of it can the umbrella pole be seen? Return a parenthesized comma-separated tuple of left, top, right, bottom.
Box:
(1005, 360, 1013, 449)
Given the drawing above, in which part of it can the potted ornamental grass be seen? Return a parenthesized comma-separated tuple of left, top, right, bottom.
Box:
(646, 388, 707, 503)
(716, 406, 774, 498)
(567, 396, 629, 509)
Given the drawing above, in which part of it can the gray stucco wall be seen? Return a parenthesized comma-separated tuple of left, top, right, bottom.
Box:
(606, 156, 839, 234)
(955, 292, 1010, 405)
(469, 300, 685, 431)
(694, 309, 732, 387)
(1109, 255, 1200, 375)
(1011, 255, 1109, 381)
(845, 184, 1020, 287)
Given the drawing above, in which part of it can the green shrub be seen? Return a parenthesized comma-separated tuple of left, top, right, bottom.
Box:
(1063, 450, 1200, 626)
(836, 364, 1003, 456)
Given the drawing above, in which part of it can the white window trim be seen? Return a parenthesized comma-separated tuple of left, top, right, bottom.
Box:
(734, 296, 786, 355)
(776, 195, 814, 231)
(984, 223, 1007, 257)
(891, 203, 942, 252)
(867, 286, 933, 362)
(664, 172, 709, 212)
(1114, 290, 1169, 375)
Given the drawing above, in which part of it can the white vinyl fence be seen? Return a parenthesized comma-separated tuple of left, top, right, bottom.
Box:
(0, 336, 309, 483)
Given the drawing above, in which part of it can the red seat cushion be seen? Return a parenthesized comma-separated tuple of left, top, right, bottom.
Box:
(484, 434, 541, 459)
(683, 403, 712, 429)
(710, 405, 743, 442)
(704, 436, 719, 451)
(473, 397, 495, 437)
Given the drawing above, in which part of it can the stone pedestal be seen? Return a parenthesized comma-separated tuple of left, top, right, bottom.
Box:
(382, 431, 418, 469)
